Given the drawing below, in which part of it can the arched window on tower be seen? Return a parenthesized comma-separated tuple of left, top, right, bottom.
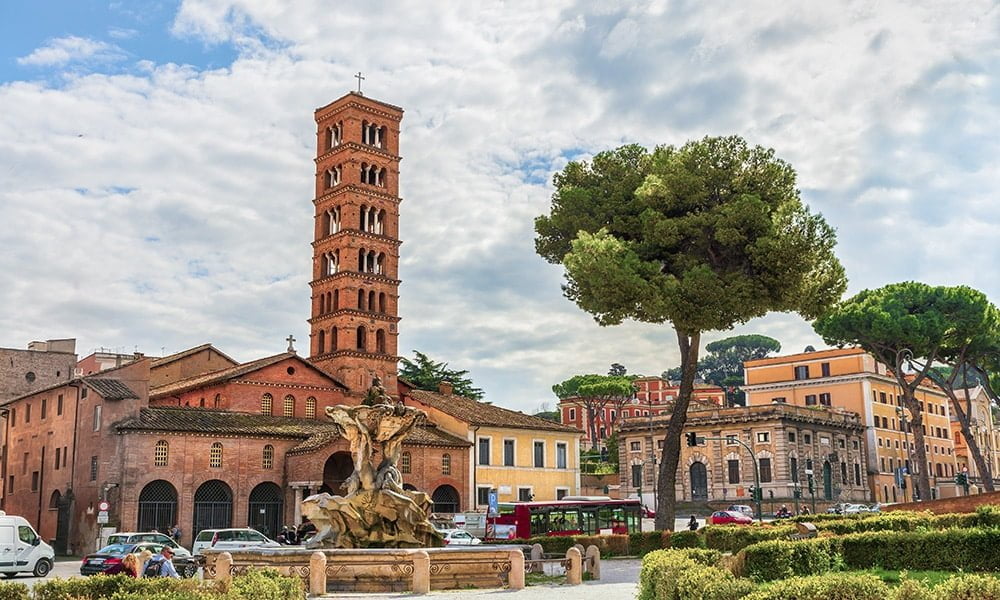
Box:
(318, 294, 325, 314)
(210, 443, 223, 468)
(214, 394, 221, 408)
(376, 329, 386, 354)
(318, 330, 325, 354)
(326, 122, 342, 150)
(328, 206, 341, 235)
(325, 165, 341, 188)
(377, 209, 386, 235)
(305, 397, 316, 419)
(359, 204, 368, 230)
(358, 289, 366, 310)
(375, 167, 385, 188)
(262, 445, 274, 469)
(356, 326, 367, 351)
(401, 451, 411, 474)
(325, 251, 339, 276)
(333, 290, 339, 310)
(376, 253, 385, 275)
(331, 327, 338, 351)
(378, 292, 387, 314)
(283, 395, 295, 417)
(368, 290, 376, 311)
(367, 251, 377, 274)
(261, 394, 273, 415)
(154, 440, 169, 467)
(358, 248, 366, 272)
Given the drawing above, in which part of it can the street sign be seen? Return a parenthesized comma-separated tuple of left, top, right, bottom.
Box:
(97, 511, 109, 524)
(487, 492, 499, 516)
(804, 469, 813, 476)
(98, 501, 109, 512)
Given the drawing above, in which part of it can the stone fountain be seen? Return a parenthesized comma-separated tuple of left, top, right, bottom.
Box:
(301, 377, 442, 548)
(201, 379, 527, 594)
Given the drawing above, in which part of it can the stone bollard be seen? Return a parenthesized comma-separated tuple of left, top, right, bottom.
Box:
(585, 545, 601, 580)
(509, 549, 526, 590)
(217, 552, 233, 586)
(309, 552, 327, 596)
(565, 547, 582, 585)
(529, 543, 544, 574)
(574, 543, 585, 557)
(412, 550, 431, 594)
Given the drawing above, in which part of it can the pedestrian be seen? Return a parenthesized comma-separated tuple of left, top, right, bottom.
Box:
(285, 526, 298, 545)
(801, 506, 811, 515)
(137, 549, 153, 577)
(170, 524, 182, 542)
(298, 517, 316, 541)
(688, 515, 698, 531)
(277, 527, 288, 545)
(103, 552, 141, 578)
(143, 546, 181, 578)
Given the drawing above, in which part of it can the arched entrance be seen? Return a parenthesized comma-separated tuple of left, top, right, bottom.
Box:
(247, 482, 283, 539)
(320, 452, 354, 495)
(689, 462, 708, 501)
(431, 485, 460, 513)
(193, 480, 233, 537)
(49, 489, 72, 555)
(138, 480, 178, 533)
(822, 461, 833, 500)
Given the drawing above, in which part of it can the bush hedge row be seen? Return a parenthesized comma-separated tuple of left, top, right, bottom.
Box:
(737, 528, 1000, 581)
(641, 550, 1000, 600)
(23, 569, 303, 600)
(508, 530, 702, 557)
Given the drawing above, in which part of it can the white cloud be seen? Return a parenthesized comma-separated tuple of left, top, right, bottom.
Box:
(1, 0, 998, 413)
(16, 36, 125, 67)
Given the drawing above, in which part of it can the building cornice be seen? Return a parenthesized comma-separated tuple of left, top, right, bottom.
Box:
(315, 141, 401, 164)
(313, 184, 401, 207)
(310, 271, 401, 288)
(308, 309, 401, 325)
(313, 229, 402, 249)
(743, 372, 948, 399)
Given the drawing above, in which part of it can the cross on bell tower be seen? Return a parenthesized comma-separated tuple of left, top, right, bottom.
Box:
(307, 91, 403, 395)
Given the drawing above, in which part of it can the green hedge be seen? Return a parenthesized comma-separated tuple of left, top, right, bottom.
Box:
(743, 572, 889, 600)
(703, 525, 795, 553)
(509, 532, 672, 556)
(29, 569, 302, 600)
(0, 583, 28, 600)
(638, 549, 751, 600)
(739, 528, 1000, 581)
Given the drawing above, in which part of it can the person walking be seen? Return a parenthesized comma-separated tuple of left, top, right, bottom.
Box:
(688, 515, 699, 531)
(144, 546, 181, 578)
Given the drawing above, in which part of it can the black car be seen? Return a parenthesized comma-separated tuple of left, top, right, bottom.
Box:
(80, 542, 197, 577)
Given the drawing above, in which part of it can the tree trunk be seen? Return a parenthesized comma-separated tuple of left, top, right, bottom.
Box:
(654, 329, 700, 531)
(951, 392, 995, 491)
(586, 402, 599, 451)
(901, 390, 932, 501)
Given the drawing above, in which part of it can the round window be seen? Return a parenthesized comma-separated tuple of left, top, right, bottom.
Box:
(286, 367, 295, 375)
(25, 372, 36, 383)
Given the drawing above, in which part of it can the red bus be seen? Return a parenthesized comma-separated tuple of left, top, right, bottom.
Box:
(485, 496, 642, 541)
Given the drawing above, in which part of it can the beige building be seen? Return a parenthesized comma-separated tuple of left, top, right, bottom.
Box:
(743, 348, 961, 502)
(951, 386, 1000, 487)
(618, 403, 869, 508)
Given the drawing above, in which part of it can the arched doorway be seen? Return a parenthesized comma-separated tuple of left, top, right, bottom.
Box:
(689, 462, 708, 501)
(320, 452, 354, 495)
(431, 485, 460, 513)
(138, 480, 178, 533)
(49, 489, 72, 555)
(248, 482, 283, 539)
(193, 480, 233, 538)
(822, 461, 833, 500)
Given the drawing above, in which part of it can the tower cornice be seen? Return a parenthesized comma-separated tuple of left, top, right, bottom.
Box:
(309, 309, 401, 325)
(312, 229, 403, 249)
(315, 141, 401, 164)
(310, 271, 401, 288)
(313, 184, 401, 207)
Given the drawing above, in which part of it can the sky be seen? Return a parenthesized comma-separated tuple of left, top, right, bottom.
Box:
(1, 1, 998, 414)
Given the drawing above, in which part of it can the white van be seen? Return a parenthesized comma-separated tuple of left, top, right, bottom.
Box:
(0, 512, 55, 577)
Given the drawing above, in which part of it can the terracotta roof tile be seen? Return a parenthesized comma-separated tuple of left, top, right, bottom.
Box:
(115, 407, 469, 450)
(150, 344, 237, 369)
(407, 389, 581, 433)
(85, 377, 139, 400)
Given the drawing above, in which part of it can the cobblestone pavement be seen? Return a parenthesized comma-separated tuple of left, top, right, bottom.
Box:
(318, 558, 640, 600)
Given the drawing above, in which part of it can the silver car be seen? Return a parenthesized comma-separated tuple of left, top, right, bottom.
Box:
(191, 528, 279, 556)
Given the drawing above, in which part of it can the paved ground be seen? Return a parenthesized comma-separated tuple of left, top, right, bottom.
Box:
(318, 558, 640, 600)
(4, 557, 84, 587)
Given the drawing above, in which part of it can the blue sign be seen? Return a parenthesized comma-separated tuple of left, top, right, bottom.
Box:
(488, 491, 498, 516)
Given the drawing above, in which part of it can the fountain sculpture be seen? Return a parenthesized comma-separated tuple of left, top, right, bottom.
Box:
(301, 378, 443, 548)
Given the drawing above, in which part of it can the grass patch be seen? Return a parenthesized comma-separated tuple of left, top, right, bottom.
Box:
(862, 568, 1000, 587)
(526, 572, 565, 586)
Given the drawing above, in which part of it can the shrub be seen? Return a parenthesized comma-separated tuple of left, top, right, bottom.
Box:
(742, 572, 889, 600)
(974, 505, 1000, 528)
(839, 529, 1000, 572)
(703, 525, 794, 553)
(674, 565, 756, 600)
(931, 573, 1000, 600)
(228, 568, 304, 600)
(0, 583, 28, 600)
(630, 531, 669, 556)
(736, 538, 841, 581)
(670, 530, 703, 549)
(889, 576, 935, 600)
(638, 549, 734, 600)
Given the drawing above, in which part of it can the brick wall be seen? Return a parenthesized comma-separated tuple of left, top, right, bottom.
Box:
(0, 348, 76, 404)
(150, 348, 237, 387)
(884, 489, 1000, 514)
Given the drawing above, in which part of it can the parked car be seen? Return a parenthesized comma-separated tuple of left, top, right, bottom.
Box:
(709, 510, 752, 525)
(106, 532, 190, 556)
(0, 513, 54, 578)
(727, 504, 754, 518)
(642, 506, 656, 518)
(192, 528, 279, 556)
(826, 503, 847, 514)
(82, 542, 160, 576)
(843, 504, 872, 514)
(439, 529, 481, 546)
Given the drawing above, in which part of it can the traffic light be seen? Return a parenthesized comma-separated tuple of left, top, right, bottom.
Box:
(686, 432, 698, 447)
(807, 474, 815, 495)
(793, 489, 802, 499)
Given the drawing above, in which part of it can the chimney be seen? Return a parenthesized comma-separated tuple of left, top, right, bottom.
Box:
(134, 352, 144, 360)
(438, 381, 453, 396)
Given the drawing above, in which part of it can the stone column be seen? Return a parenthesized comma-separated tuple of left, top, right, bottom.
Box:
(309, 551, 327, 596)
(565, 547, 582, 585)
(217, 552, 233, 585)
(509, 549, 525, 590)
(293, 487, 303, 525)
(412, 550, 430, 594)
(585, 545, 601, 580)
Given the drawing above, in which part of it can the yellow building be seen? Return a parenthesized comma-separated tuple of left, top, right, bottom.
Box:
(742, 348, 960, 503)
(403, 383, 583, 508)
(950, 386, 1000, 487)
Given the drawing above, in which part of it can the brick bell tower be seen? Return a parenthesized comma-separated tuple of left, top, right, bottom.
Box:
(308, 91, 402, 394)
